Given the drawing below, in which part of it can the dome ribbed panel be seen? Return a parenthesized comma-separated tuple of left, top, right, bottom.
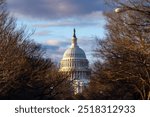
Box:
(63, 46, 86, 59)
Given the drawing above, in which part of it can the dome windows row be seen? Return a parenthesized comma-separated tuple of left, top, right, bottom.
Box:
(60, 59, 88, 68)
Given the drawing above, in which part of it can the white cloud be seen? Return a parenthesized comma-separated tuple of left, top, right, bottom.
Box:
(45, 40, 61, 46)
(34, 30, 52, 36)
(43, 39, 70, 46)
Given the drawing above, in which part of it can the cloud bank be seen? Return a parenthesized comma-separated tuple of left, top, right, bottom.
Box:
(7, 0, 108, 20)
(6, 0, 108, 62)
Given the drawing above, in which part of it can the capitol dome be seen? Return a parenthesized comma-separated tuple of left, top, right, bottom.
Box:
(60, 29, 90, 94)
(63, 46, 86, 59)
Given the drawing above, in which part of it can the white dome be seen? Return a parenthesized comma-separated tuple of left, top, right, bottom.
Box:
(60, 29, 90, 94)
(63, 46, 86, 59)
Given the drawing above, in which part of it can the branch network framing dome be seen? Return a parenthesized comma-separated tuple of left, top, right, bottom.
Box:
(60, 29, 90, 94)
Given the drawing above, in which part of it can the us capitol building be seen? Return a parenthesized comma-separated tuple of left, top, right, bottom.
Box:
(60, 29, 90, 94)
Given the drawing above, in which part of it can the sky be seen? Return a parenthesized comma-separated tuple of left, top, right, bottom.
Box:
(6, 0, 112, 63)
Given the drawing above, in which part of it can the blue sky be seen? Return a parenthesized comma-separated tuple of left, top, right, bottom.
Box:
(7, 0, 112, 63)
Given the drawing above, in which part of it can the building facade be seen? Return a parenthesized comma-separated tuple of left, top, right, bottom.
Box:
(60, 29, 90, 94)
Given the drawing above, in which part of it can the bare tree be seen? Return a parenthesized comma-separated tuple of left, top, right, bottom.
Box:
(89, 0, 150, 99)
(0, 0, 73, 99)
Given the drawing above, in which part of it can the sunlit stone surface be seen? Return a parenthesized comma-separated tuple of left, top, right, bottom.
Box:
(60, 29, 90, 94)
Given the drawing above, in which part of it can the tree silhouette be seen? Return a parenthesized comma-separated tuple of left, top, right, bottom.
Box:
(85, 0, 150, 100)
(0, 0, 73, 100)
